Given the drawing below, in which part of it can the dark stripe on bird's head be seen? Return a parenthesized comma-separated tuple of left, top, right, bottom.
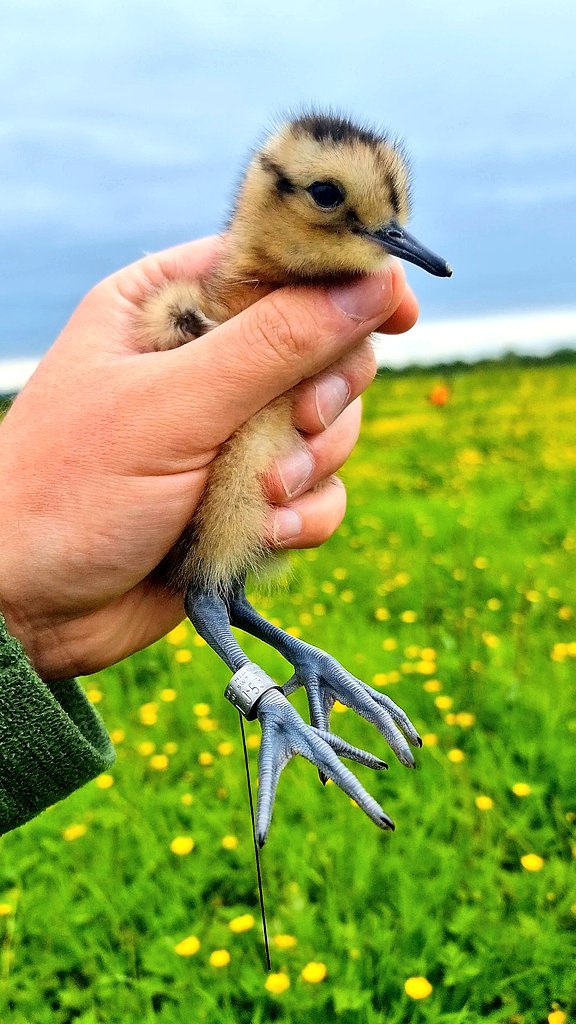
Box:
(259, 155, 295, 195)
(292, 112, 387, 150)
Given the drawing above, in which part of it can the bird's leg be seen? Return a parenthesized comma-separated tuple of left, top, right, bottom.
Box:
(227, 583, 422, 771)
(184, 584, 394, 845)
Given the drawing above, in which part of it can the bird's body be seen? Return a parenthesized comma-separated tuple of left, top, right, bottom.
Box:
(135, 112, 452, 844)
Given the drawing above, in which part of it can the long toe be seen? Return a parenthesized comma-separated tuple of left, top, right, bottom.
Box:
(254, 688, 394, 844)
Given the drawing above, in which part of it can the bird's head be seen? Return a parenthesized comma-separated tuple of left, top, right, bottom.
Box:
(231, 112, 452, 283)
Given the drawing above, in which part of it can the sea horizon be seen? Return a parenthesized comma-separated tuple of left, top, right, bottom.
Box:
(3, 303, 575, 394)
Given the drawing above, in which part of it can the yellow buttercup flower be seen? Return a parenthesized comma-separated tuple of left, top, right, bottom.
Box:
(86, 689, 102, 704)
(63, 824, 87, 842)
(475, 795, 494, 810)
(137, 741, 155, 756)
(217, 741, 234, 756)
(512, 782, 532, 797)
(400, 610, 418, 623)
(423, 679, 442, 693)
(272, 934, 297, 949)
(435, 695, 453, 710)
(209, 949, 231, 967)
(228, 913, 255, 933)
(548, 1010, 567, 1024)
(110, 728, 125, 744)
(265, 972, 290, 994)
(174, 935, 200, 957)
(448, 749, 465, 764)
(166, 623, 187, 645)
(0, 903, 14, 916)
(160, 688, 177, 702)
(198, 752, 214, 766)
(404, 976, 433, 999)
(170, 836, 195, 856)
(174, 649, 192, 664)
(193, 703, 211, 717)
(521, 853, 544, 872)
(421, 733, 438, 747)
(150, 754, 169, 771)
(95, 773, 114, 789)
(221, 835, 239, 851)
(301, 961, 327, 983)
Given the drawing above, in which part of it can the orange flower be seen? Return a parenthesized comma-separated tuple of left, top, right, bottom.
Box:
(428, 384, 450, 407)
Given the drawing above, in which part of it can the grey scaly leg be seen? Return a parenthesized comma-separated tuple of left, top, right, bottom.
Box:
(184, 585, 393, 846)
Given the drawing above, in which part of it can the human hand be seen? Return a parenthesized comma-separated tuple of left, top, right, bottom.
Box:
(0, 236, 418, 678)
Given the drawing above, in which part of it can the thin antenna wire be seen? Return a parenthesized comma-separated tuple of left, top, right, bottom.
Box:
(238, 713, 271, 971)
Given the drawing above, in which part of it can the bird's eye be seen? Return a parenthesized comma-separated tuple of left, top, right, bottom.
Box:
(308, 180, 345, 209)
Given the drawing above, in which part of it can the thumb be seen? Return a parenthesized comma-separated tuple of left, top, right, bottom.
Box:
(147, 262, 406, 447)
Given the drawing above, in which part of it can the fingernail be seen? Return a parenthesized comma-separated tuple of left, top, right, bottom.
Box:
(314, 373, 350, 428)
(273, 508, 302, 544)
(276, 448, 314, 498)
(329, 270, 393, 322)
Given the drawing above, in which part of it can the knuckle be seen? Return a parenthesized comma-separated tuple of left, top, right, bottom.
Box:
(248, 294, 314, 366)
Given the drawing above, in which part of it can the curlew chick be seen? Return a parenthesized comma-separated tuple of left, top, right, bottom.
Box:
(136, 112, 452, 846)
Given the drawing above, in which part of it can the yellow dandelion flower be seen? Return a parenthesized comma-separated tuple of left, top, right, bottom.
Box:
(332, 700, 347, 714)
(175, 649, 192, 664)
(387, 670, 401, 683)
(435, 695, 453, 710)
(63, 824, 87, 842)
(375, 607, 390, 621)
(299, 611, 313, 626)
(421, 733, 438, 747)
(548, 1012, 566, 1024)
(313, 603, 325, 615)
(181, 793, 194, 806)
(150, 754, 169, 771)
(110, 728, 125, 744)
(86, 689, 102, 704)
(396, 572, 410, 586)
(455, 712, 476, 728)
(198, 752, 214, 766)
(221, 835, 239, 850)
(333, 567, 348, 580)
(174, 935, 200, 957)
(448, 748, 465, 764)
(160, 688, 177, 702)
(228, 913, 255, 933)
(217, 741, 234, 756)
(273, 934, 297, 949)
(340, 589, 355, 603)
(167, 623, 187, 645)
(265, 972, 290, 994)
(487, 598, 502, 611)
(400, 610, 418, 623)
(137, 741, 155, 756)
(423, 679, 442, 693)
(321, 581, 336, 595)
(170, 836, 195, 856)
(558, 606, 572, 620)
(0, 903, 14, 916)
(475, 795, 494, 810)
(382, 637, 397, 651)
(420, 647, 436, 660)
(193, 703, 210, 717)
(372, 673, 388, 686)
(404, 976, 433, 1000)
(521, 853, 544, 872)
(416, 660, 436, 674)
(525, 590, 540, 603)
(197, 717, 218, 732)
(512, 782, 532, 797)
(405, 644, 420, 658)
(95, 773, 114, 789)
(209, 949, 231, 968)
(139, 702, 158, 726)
(473, 556, 488, 569)
(482, 632, 500, 648)
(445, 713, 457, 725)
(164, 742, 178, 755)
(301, 961, 327, 983)
(246, 734, 260, 749)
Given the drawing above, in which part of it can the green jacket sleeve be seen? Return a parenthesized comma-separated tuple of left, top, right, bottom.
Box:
(0, 614, 115, 834)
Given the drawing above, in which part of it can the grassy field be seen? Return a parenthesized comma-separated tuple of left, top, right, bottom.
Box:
(1, 362, 575, 1024)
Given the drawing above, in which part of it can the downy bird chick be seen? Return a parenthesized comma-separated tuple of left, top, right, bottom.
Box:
(136, 112, 452, 846)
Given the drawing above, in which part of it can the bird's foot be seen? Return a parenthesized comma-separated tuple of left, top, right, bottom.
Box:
(283, 646, 422, 770)
(230, 676, 393, 846)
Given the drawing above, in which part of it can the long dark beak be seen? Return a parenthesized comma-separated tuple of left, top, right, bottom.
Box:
(365, 220, 452, 278)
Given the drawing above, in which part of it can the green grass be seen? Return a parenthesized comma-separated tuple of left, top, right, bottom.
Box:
(1, 362, 575, 1024)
